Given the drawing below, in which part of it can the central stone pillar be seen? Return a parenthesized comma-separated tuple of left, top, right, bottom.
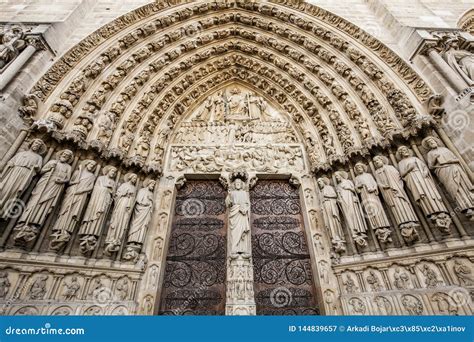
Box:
(221, 171, 257, 315)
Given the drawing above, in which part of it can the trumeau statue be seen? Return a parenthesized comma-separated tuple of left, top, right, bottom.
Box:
(104, 173, 138, 255)
(0, 138, 45, 220)
(396, 145, 452, 233)
(79, 165, 117, 254)
(422, 136, 474, 220)
(14, 149, 73, 245)
(50, 159, 97, 251)
(226, 174, 252, 257)
(317, 177, 346, 254)
(354, 162, 392, 244)
(124, 179, 156, 261)
(334, 171, 368, 247)
(372, 155, 420, 243)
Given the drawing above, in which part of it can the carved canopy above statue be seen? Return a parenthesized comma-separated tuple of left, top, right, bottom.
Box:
(22, 0, 435, 175)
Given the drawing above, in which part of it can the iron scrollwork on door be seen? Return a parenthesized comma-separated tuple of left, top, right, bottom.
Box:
(159, 181, 227, 315)
(250, 180, 320, 315)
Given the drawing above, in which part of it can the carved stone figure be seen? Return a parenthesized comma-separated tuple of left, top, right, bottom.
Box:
(124, 179, 156, 260)
(421, 264, 442, 288)
(115, 278, 129, 300)
(439, 34, 474, 85)
(393, 268, 410, 290)
(79, 166, 117, 254)
(0, 272, 11, 299)
(373, 155, 419, 243)
(431, 293, 458, 315)
(50, 160, 97, 251)
(29, 275, 48, 300)
(334, 171, 368, 247)
(366, 270, 382, 292)
(453, 260, 474, 286)
(317, 177, 346, 254)
(226, 174, 252, 256)
(423, 136, 474, 220)
(354, 162, 392, 244)
(342, 274, 358, 294)
(348, 297, 366, 314)
(14, 150, 73, 245)
(401, 295, 423, 315)
(104, 173, 138, 255)
(227, 88, 249, 119)
(0, 139, 45, 220)
(397, 145, 451, 233)
(62, 276, 81, 300)
(0, 25, 26, 70)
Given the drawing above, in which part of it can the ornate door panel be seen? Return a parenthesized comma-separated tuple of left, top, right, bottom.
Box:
(159, 180, 227, 315)
(250, 180, 320, 315)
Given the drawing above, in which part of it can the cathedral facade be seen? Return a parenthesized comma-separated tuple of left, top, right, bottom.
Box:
(0, 0, 473, 316)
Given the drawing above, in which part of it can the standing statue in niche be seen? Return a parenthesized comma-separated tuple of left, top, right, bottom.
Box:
(422, 136, 474, 221)
(226, 172, 252, 256)
(0, 138, 45, 220)
(0, 25, 26, 70)
(316, 177, 346, 254)
(124, 179, 156, 262)
(438, 34, 474, 85)
(334, 171, 368, 248)
(104, 173, 138, 256)
(354, 162, 392, 244)
(396, 145, 452, 234)
(372, 155, 420, 243)
(49, 160, 97, 251)
(79, 165, 117, 254)
(14, 149, 73, 245)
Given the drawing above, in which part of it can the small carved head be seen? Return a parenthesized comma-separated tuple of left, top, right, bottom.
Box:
(334, 171, 348, 182)
(317, 177, 330, 189)
(82, 159, 97, 171)
(29, 138, 46, 154)
(354, 162, 368, 175)
(144, 179, 156, 190)
(103, 165, 117, 178)
(125, 172, 138, 184)
(421, 136, 439, 150)
(58, 149, 74, 164)
(373, 155, 389, 169)
(396, 145, 413, 160)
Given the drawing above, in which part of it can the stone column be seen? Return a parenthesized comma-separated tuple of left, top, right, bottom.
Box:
(426, 48, 469, 94)
(0, 36, 44, 91)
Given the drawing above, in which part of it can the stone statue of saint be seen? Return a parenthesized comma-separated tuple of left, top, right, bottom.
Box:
(104, 173, 138, 255)
(79, 165, 117, 254)
(49, 160, 97, 251)
(29, 274, 48, 300)
(14, 149, 73, 245)
(125, 179, 156, 260)
(354, 162, 392, 244)
(316, 177, 346, 254)
(0, 272, 10, 299)
(440, 35, 474, 85)
(0, 138, 45, 220)
(373, 155, 419, 243)
(334, 171, 368, 247)
(422, 136, 473, 220)
(226, 176, 252, 256)
(453, 260, 474, 286)
(396, 145, 451, 233)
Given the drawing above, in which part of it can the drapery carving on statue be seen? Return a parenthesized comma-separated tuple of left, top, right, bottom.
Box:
(0, 138, 46, 221)
(434, 32, 474, 85)
(104, 173, 138, 256)
(422, 136, 474, 221)
(396, 146, 452, 234)
(13, 149, 74, 246)
(316, 177, 346, 255)
(334, 171, 368, 248)
(372, 155, 420, 244)
(123, 179, 156, 262)
(354, 162, 392, 244)
(0, 25, 27, 71)
(78, 165, 117, 255)
(169, 144, 304, 173)
(49, 159, 97, 252)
